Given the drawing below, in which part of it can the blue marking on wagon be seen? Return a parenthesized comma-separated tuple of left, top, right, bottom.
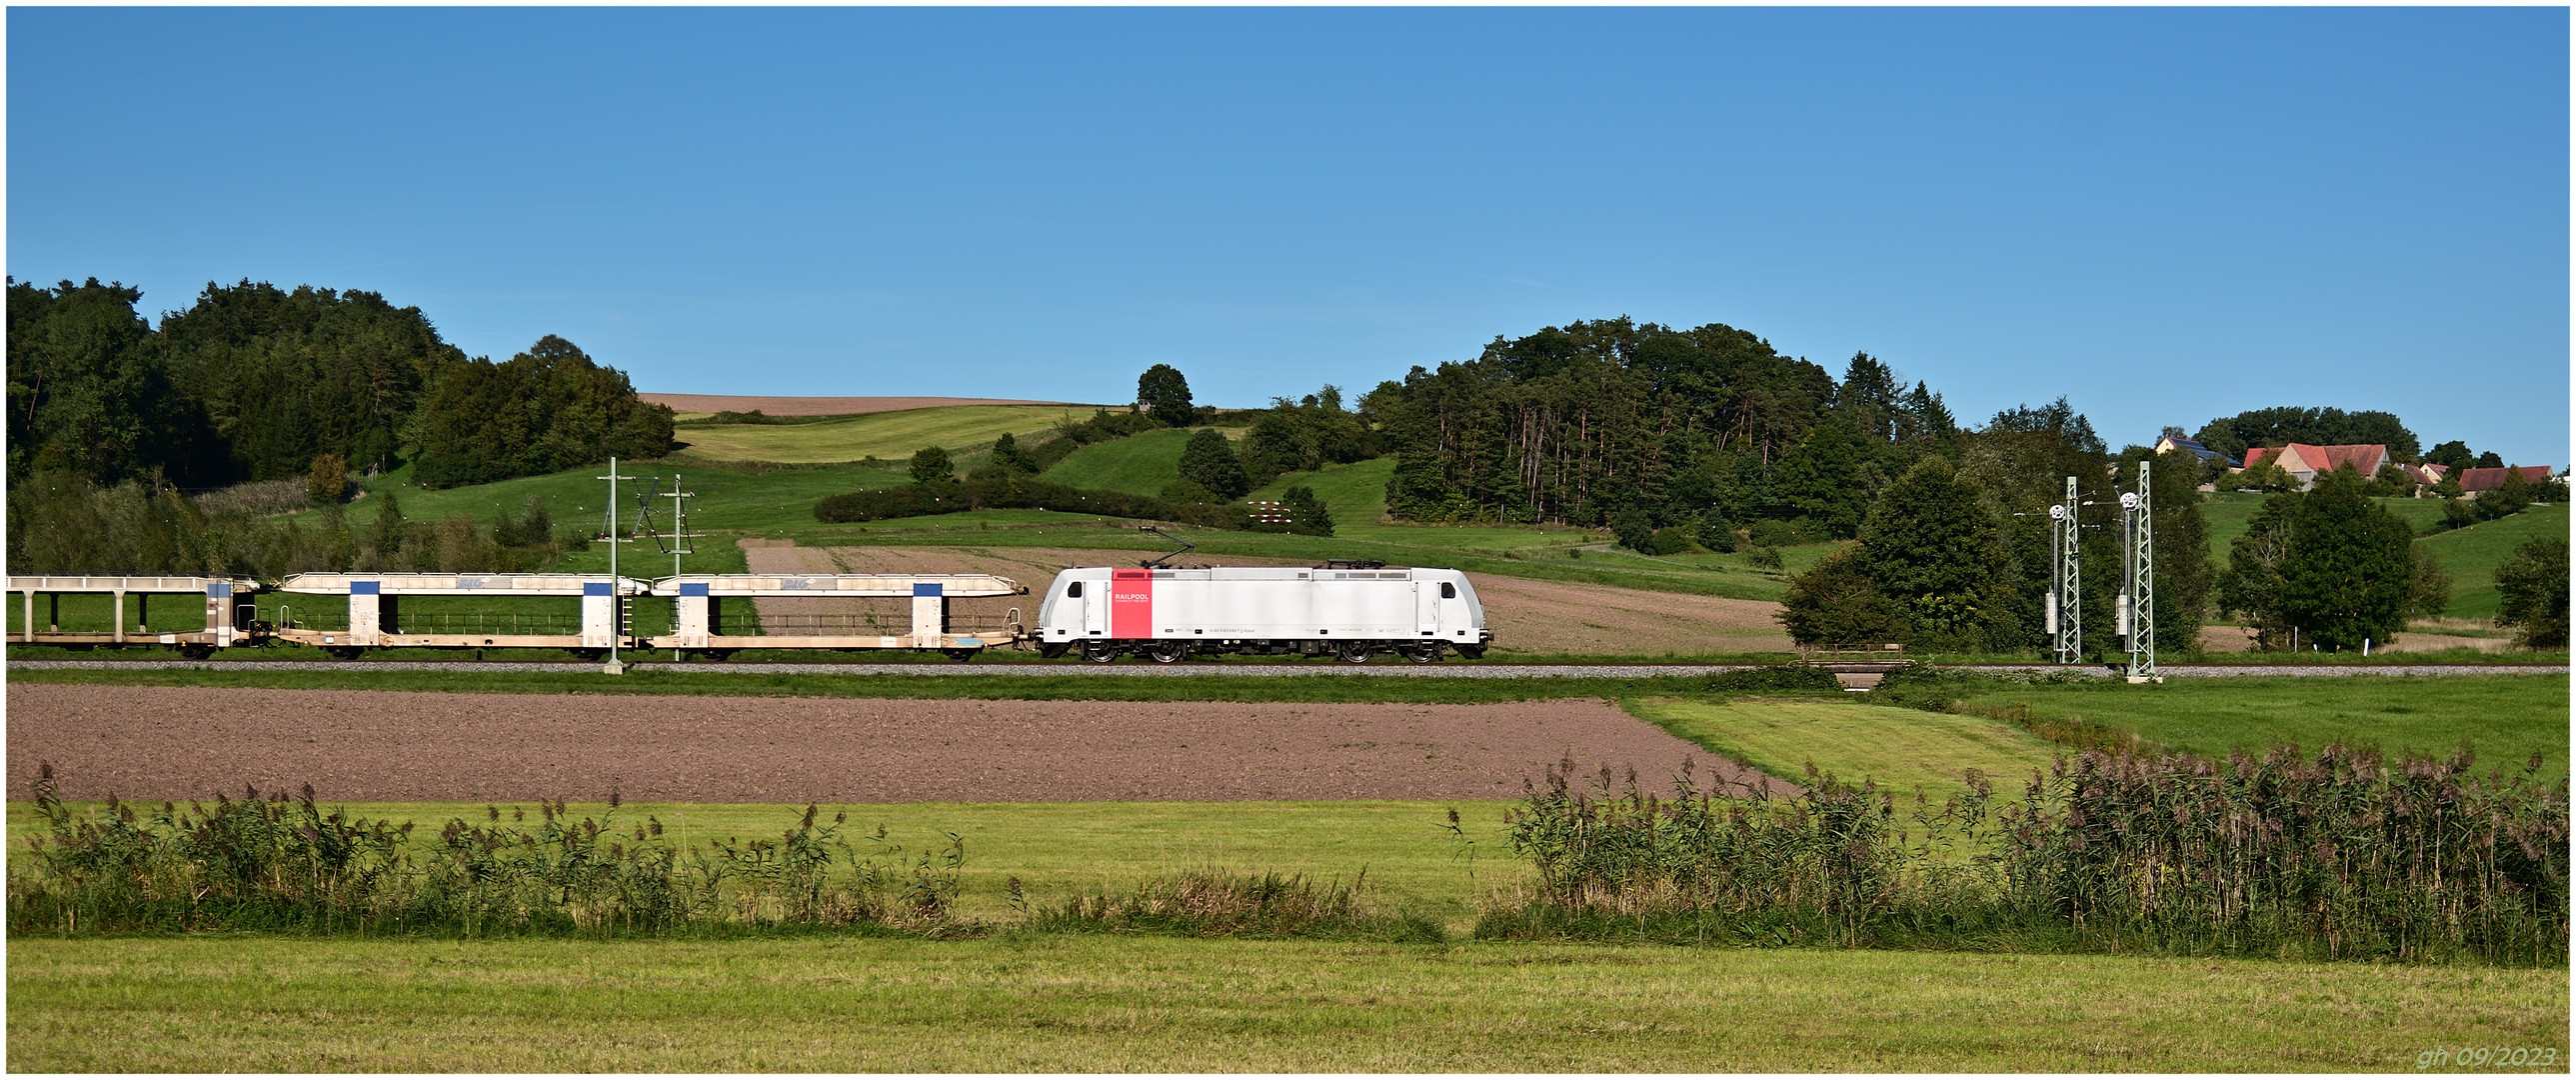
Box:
(680, 583, 710, 597)
(583, 582, 613, 596)
(351, 581, 379, 595)
(914, 583, 943, 597)
(208, 583, 232, 597)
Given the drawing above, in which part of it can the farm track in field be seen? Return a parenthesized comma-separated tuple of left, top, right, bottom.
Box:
(8, 659, 2565, 677)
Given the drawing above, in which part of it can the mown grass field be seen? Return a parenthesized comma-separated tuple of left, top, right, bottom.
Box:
(671, 404, 1090, 464)
(1943, 674, 2570, 782)
(1624, 697, 2065, 796)
(1039, 426, 1249, 495)
(10, 935, 2562, 1072)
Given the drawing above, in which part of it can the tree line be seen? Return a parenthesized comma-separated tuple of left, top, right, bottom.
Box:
(7, 277, 672, 493)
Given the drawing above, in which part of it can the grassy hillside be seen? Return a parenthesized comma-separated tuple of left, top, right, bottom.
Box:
(1039, 427, 1201, 495)
(1250, 456, 1394, 525)
(2200, 491, 2561, 618)
(2417, 503, 2568, 618)
(299, 458, 912, 537)
(674, 404, 1088, 464)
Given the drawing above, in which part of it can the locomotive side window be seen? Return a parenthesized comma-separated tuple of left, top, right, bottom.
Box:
(1440, 582, 1456, 599)
(1067, 581, 1084, 598)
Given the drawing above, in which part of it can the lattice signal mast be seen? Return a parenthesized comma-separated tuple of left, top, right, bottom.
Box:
(2050, 475, 2081, 664)
(2120, 461, 2159, 683)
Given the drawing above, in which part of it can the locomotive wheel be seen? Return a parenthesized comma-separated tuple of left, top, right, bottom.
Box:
(1149, 641, 1189, 664)
(1403, 643, 1443, 664)
(1335, 642, 1371, 664)
(1457, 644, 1487, 660)
(177, 644, 216, 661)
(944, 648, 980, 663)
(1082, 640, 1119, 664)
(324, 646, 366, 661)
(1039, 643, 1071, 659)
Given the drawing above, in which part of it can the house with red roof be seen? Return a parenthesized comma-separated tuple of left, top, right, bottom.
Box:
(2238, 443, 2388, 490)
(2453, 465, 2554, 495)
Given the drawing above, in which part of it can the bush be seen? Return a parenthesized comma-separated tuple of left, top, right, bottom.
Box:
(1031, 870, 1438, 942)
(2494, 536, 2570, 649)
(1701, 664, 1843, 694)
(10, 765, 970, 937)
(1696, 512, 1737, 553)
(1482, 748, 2567, 963)
(1640, 527, 1692, 556)
(1746, 519, 1800, 548)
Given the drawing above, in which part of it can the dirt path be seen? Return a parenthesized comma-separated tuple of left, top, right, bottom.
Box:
(739, 542, 1793, 655)
(7, 685, 1782, 803)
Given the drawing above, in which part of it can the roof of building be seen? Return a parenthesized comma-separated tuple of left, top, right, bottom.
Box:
(2454, 465, 2555, 492)
(2242, 443, 2385, 476)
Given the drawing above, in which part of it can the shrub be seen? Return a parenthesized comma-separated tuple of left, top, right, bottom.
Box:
(1481, 748, 2568, 963)
(9, 765, 969, 938)
(1701, 664, 1844, 694)
(1696, 512, 1737, 553)
(2494, 536, 2570, 649)
(1032, 870, 1438, 942)
(1640, 527, 1692, 556)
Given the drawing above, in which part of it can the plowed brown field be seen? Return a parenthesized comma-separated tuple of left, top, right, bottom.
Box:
(739, 541, 1794, 656)
(7, 685, 1782, 804)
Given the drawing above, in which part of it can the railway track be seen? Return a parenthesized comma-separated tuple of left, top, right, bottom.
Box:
(8, 659, 2565, 678)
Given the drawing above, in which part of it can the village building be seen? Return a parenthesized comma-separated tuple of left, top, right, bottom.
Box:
(2238, 443, 2389, 490)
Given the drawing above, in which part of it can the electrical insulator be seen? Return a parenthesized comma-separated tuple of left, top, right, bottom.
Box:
(2043, 592, 2058, 636)
(2115, 593, 2131, 638)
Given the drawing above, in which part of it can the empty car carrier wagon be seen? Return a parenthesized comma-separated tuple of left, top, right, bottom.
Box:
(645, 573, 1027, 660)
(270, 573, 652, 659)
(8, 574, 261, 659)
(1033, 565, 1490, 663)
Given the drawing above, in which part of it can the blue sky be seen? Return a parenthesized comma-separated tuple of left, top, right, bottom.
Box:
(10, 7, 2568, 465)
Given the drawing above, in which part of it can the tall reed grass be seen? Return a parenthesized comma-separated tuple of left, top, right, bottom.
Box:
(10, 763, 965, 937)
(1480, 747, 2567, 964)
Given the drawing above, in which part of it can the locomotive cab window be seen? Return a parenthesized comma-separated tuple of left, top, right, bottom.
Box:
(1066, 582, 1084, 598)
(1439, 582, 1456, 599)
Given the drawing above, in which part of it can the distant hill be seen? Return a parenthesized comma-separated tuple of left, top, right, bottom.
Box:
(644, 394, 1082, 418)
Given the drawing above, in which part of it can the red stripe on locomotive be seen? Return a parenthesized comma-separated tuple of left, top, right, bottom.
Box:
(1110, 569, 1153, 638)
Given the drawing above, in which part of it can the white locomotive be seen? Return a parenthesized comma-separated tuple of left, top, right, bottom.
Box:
(1033, 564, 1491, 663)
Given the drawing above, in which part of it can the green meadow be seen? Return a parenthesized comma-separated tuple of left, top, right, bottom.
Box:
(9, 935, 2561, 1072)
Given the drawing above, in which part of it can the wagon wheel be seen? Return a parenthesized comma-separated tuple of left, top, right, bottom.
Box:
(1150, 641, 1189, 664)
(704, 649, 737, 662)
(177, 644, 216, 661)
(570, 648, 607, 663)
(1082, 640, 1119, 664)
(324, 646, 366, 661)
(944, 648, 980, 663)
(1403, 643, 1444, 665)
(1335, 641, 1372, 664)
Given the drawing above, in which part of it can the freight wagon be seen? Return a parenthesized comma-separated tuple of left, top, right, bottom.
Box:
(1032, 565, 1490, 663)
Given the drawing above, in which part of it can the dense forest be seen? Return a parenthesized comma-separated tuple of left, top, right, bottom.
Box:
(1366, 318, 1957, 537)
(7, 277, 671, 491)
